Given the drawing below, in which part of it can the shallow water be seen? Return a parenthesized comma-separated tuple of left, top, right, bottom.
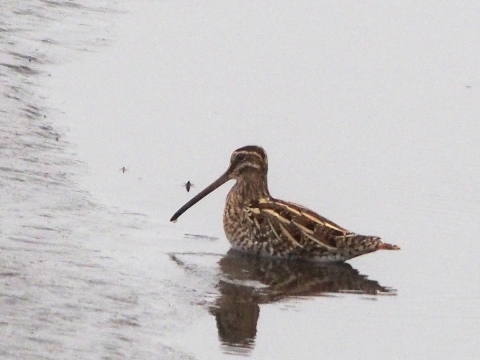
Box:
(0, 1, 196, 359)
(2, 1, 480, 359)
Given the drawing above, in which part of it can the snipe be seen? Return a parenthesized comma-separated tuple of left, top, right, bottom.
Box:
(170, 145, 400, 262)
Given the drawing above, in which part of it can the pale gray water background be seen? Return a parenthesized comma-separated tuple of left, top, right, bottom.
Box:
(0, 1, 199, 359)
(2, 1, 480, 359)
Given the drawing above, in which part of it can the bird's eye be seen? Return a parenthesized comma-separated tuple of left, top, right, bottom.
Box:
(236, 154, 246, 161)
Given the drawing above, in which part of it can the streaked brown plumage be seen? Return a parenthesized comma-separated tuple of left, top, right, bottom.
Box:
(170, 145, 400, 262)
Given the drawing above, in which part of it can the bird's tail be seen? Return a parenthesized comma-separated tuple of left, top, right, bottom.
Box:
(378, 242, 401, 250)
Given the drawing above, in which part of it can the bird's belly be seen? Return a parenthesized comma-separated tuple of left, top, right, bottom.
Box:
(223, 208, 273, 255)
(223, 215, 299, 258)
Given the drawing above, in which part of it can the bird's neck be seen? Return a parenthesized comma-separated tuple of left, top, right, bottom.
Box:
(228, 174, 270, 205)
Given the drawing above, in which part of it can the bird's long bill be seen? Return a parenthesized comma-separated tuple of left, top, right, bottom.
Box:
(170, 171, 230, 222)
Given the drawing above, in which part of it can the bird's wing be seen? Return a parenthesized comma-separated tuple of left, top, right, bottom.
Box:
(246, 197, 354, 251)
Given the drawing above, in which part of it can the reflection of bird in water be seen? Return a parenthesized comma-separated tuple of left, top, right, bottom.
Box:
(182, 181, 194, 192)
(171, 145, 400, 262)
(210, 250, 395, 353)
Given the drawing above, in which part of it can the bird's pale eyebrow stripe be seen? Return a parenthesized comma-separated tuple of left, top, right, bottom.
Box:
(236, 162, 261, 171)
(234, 150, 264, 160)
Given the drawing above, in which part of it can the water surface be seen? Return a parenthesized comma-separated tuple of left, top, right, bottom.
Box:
(2, 1, 480, 359)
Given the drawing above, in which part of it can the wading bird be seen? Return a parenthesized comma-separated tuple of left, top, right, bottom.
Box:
(170, 146, 400, 262)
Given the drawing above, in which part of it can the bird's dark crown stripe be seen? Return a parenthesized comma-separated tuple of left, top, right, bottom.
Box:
(234, 150, 265, 161)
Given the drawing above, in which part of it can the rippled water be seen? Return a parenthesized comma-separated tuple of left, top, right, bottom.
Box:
(2, 1, 480, 360)
(0, 2, 195, 359)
